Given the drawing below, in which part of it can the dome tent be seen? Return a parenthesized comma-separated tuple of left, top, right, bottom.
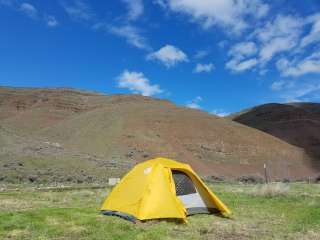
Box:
(101, 157, 230, 222)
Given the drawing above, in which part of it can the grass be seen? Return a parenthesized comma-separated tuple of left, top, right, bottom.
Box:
(0, 183, 319, 240)
(251, 182, 290, 197)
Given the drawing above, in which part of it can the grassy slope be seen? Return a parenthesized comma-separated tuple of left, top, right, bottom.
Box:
(0, 183, 319, 240)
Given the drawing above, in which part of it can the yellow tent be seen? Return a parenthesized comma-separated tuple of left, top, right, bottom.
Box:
(101, 157, 230, 222)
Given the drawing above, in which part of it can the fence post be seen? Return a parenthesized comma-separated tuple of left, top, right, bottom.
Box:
(264, 163, 268, 184)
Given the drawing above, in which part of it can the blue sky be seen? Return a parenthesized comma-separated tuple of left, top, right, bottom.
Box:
(1, 0, 320, 115)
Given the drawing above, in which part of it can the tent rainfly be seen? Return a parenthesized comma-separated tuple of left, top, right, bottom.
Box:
(100, 157, 231, 222)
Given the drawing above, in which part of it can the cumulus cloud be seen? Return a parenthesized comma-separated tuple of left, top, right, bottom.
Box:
(122, 0, 144, 21)
(117, 70, 163, 96)
(277, 51, 320, 77)
(19, 2, 38, 19)
(147, 44, 188, 68)
(108, 25, 151, 50)
(193, 63, 214, 73)
(160, 0, 269, 34)
(186, 96, 202, 109)
(62, 0, 93, 21)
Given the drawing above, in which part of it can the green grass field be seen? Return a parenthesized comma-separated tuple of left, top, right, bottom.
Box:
(0, 183, 319, 240)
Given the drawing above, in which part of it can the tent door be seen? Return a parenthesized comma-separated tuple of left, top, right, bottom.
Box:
(172, 170, 211, 215)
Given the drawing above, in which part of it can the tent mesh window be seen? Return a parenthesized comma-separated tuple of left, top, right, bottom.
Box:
(172, 170, 197, 196)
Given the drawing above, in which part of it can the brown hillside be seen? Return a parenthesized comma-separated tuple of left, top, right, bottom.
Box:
(232, 103, 320, 172)
(0, 87, 318, 183)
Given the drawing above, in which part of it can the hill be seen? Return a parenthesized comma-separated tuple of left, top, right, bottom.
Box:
(0, 87, 318, 183)
(232, 102, 320, 173)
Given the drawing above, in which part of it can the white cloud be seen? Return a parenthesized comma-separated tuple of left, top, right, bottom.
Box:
(277, 51, 320, 77)
(270, 80, 287, 91)
(270, 79, 320, 102)
(108, 25, 151, 50)
(270, 80, 295, 92)
(254, 15, 303, 43)
(122, 0, 144, 21)
(301, 14, 320, 47)
(63, 0, 93, 21)
(211, 109, 230, 117)
(260, 37, 297, 63)
(87, 0, 148, 50)
(186, 96, 202, 109)
(2, 1, 59, 27)
(226, 41, 258, 72)
(254, 15, 304, 62)
(291, 84, 320, 101)
(225, 14, 312, 74)
(193, 49, 209, 59)
(19, 2, 38, 19)
(93, 16, 150, 51)
(117, 70, 162, 96)
(193, 63, 214, 73)
(228, 41, 257, 59)
(147, 44, 188, 68)
(153, 0, 168, 9)
(46, 15, 59, 27)
(92, 1, 147, 50)
(161, 0, 269, 34)
(226, 58, 258, 72)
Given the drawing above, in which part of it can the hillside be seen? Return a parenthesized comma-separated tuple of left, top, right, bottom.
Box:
(0, 87, 318, 183)
(232, 103, 320, 172)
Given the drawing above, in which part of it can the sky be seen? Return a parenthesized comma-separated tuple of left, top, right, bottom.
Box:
(1, 0, 320, 116)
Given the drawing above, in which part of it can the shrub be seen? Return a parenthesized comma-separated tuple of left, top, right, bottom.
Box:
(66, 176, 73, 182)
(238, 175, 264, 184)
(282, 178, 290, 183)
(76, 178, 84, 184)
(28, 175, 38, 183)
(205, 175, 225, 183)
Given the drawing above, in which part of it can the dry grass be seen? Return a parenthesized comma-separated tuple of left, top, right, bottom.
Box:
(289, 230, 320, 240)
(251, 183, 290, 197)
